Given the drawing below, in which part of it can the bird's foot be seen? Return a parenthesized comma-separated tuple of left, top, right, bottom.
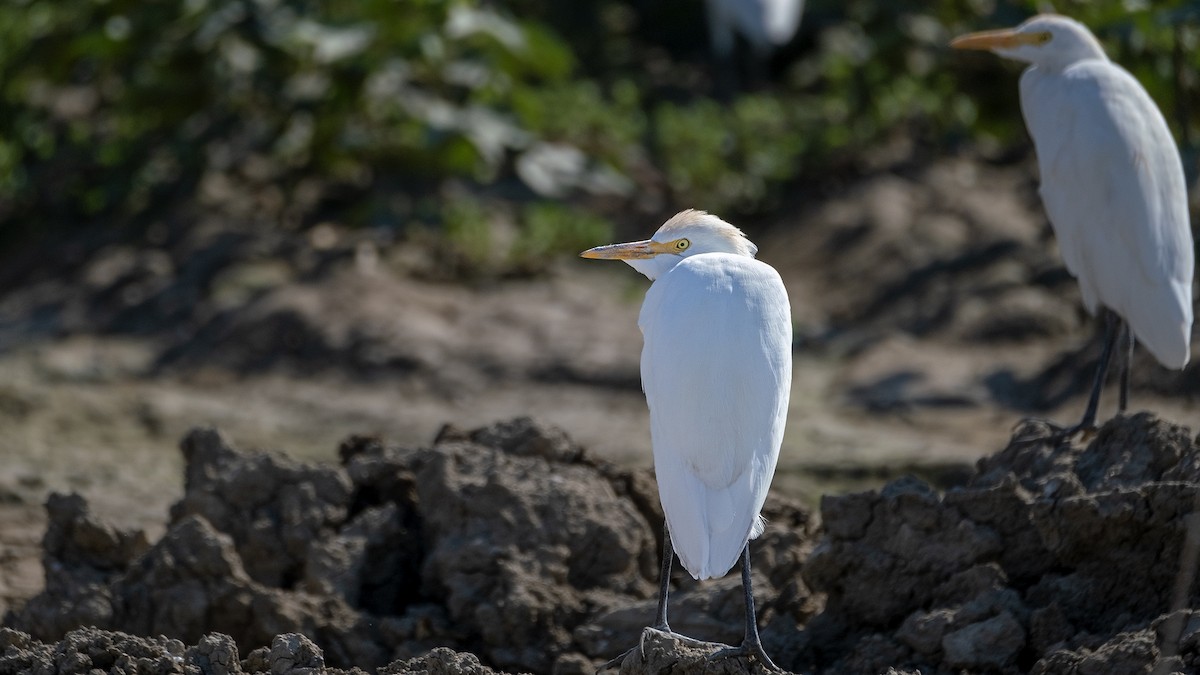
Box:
(598, 626, 714, 671)
(1010, 417, 1097, 447)
(708, 637, 785, 673)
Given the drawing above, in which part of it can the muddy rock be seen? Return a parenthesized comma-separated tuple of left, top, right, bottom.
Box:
(186, 632, 242, 675)
(379, 648, 509, 675)
(413, 418, 656, 671)
(171, 427, 356, 588)
(940, 611, 1025, 670)
(7, 418, 813, 674)
(804, 475, 1006, 628)
(0, 626, 376, 675)
(573, 495, 818, 664)
(7, 492, 148, 639)
(799, 412, 1200, 674)
(0, 626, 190, 675)
(266, 633, 325, 673)
(42, 492, 150, 575)
(11, 411, 1200, 673)
(111, 514, 383, 667)
(607, 629, 777, 675)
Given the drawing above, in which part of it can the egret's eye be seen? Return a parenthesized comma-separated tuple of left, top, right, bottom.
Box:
(1036, 31, 1052, 44)
(675, 239, 690, 252)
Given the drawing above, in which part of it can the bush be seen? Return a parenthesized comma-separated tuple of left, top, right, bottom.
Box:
(1, 0, 1195, 265)
(0, 0, 575, 243)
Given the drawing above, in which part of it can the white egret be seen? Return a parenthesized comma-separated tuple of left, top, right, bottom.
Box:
(706, 0, 804, 93)
(581, 210, 791, 670)
(705, 0, 804, 60)
(952, 15, 1194, 435)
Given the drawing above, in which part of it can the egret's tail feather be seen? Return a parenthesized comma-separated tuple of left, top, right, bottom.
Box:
(750, 514, 766, 539)
(1124, 278, 1192, 369)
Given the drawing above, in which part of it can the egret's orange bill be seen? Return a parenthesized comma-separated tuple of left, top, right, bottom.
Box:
(950, 29, 1038, 50)
(580, 240, 674, 259)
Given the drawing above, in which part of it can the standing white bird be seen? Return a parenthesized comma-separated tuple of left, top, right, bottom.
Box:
(581, 210, 791, 670)
(705, 0, 804, 59)
(706, 0, 804, 94)
(952, 14, 1194, 435)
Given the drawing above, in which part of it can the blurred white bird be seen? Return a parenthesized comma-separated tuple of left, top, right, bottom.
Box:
(706, 0, 804, 58)
(952, 14, 1194, 436)
(706, 0, 804, 93)
(581, 210, 791, 670)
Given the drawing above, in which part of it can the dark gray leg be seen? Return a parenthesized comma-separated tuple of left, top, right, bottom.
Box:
(708, 545, 782, 671)
(601, 522, 703, 671)
(1074, 310, 1122, 432)
(1013, 310, 1129, 445)
(653, 520, 672, 630)
(1119, 323, 1135, 414)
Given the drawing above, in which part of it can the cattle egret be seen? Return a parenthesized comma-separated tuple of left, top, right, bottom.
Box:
(706, 0, 804, 93)
(705, 0, 804, 60)
(581, 210, 791, 670)
(952, 14, 1193, 435)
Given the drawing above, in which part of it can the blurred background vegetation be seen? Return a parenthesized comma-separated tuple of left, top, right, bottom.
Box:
(0, 0, 1197, 276)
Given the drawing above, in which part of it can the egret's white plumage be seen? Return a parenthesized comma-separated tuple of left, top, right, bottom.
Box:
(640, 247, 790, 579)
(705, 0, 805, 58)
(952, 15, 1193, 429)
(581, 209, 790, 667)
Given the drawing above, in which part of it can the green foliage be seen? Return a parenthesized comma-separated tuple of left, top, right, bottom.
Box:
(440, 194, 495, 274)
(654, 96, 810, 213)
(0, 0, 575, 243)
(944, 0, 1200, 148)
(1, 0, 1196, 265)
(511, 79, 646, 171)
(433, 197, 612, 278)
(510, 201, 613, 274)
(647, 0, 1200, 214)
(1023, 0, 1200, 148)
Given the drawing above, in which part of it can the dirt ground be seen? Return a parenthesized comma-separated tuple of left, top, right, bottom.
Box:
(2, 152, 1200, 673)
(5, 413, 1200, 674)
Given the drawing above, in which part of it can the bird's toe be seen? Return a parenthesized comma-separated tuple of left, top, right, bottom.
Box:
(601, 627, 721, 671)
(1010, 416, 1100, 448)
(707, 640, 785, 672)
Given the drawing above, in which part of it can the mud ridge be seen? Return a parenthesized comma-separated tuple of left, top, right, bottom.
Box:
(7, 413, 1200, 673)
(3, 418, 816, 674)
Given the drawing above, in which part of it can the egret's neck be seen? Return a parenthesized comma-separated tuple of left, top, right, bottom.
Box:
(625, 255, 683, 281)
(1010, 34, 1108, 72)
(1033, 50, 1107, 72)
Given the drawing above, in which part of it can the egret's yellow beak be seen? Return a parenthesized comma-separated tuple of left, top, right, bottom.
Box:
(950, 28, 1040, 51)
(580, 239, 674, 260)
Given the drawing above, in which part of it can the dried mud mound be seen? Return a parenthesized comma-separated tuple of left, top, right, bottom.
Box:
(0, 625, 498, 675)
(792, 412, 1200, 674)
(8, 414, 1200, 674)
(3, 418, 815, 674)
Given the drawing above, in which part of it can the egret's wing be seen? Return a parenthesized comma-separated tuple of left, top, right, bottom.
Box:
(638, 253, 792, 579)
(1020, 61, 1193, 367)
(761, 0, 804, 45)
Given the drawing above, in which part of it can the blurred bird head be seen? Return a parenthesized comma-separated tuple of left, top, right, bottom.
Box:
(580, 209, 757, 280)
(951, 14, 1106, 69)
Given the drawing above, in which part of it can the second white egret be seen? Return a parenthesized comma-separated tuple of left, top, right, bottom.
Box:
(705, 0, 804, 60)
(705, 0, 804, 93)
(581, 209, 791, 670)
(952, 14, 1194, 435)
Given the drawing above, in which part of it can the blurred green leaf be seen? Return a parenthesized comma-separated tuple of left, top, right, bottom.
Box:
(1, 0, 1196, 265)
(510, 201, 613, 273)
